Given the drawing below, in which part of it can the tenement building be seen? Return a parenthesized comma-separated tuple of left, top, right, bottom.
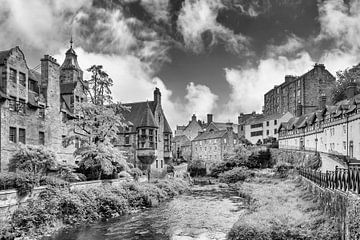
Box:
(116, 88, 172, 177)
(278, 85, 360, 163)
(238, 111, 293, 144)
(0, 44, 87, 171)
(263, 63, 335, 116)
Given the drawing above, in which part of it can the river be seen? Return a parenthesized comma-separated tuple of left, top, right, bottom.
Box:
(47, 184, 245, 240)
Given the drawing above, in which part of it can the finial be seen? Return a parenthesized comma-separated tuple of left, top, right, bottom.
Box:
(70, 35, 73, 48)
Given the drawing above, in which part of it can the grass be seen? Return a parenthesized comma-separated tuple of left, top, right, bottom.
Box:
(228, 171, 339, 240)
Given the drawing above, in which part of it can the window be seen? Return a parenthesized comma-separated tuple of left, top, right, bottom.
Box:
(343, 141, 346, 150)
(39, 107, 45, 119)
(18, 99, 25, 113)
(224, 138, 227, 144)
(62, 112, 67, 123)
(29, 79, 37, 92)
(125, 134, 130, 145)
(62, 135, 67, 147)
(251, 123, 263, 129)
(9, 127, 16, 142)
(156, 160, 159, 168)
(164, 134, 170, 151)
(19, 128, 26, 144)
(9, 96, 16, 111)
(75, 96, 79, 102)
(266, 130, 269, 135)
(251, 131, 263, 137)
(274, 120, 277, 125)
(161, 160, 163, 168)
(75, 137, 80, 149)
(19, 72, 26, 86)
(240, 126, 244, 131)
(9, 68, 16, 84)
(39, 132, 45, 145)
(343, 125, 346, 134)
(274, 129, 277, 134)
(266, 121, 269, 126)
(149, 129, 154, 148)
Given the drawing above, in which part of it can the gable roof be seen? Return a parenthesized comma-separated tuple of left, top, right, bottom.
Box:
(122, 101, 156, 128)
(193, 129, 227, 141)
(163, 117, 172, 133)
(172, 135, 190, 143)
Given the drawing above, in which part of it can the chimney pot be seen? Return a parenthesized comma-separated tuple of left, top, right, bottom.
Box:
(207, 114, 213, 124)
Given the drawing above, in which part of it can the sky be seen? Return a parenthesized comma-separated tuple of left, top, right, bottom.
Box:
(1, 0, 360, 130)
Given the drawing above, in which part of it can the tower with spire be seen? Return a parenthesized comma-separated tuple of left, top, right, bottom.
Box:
(59, 38, 83, 83)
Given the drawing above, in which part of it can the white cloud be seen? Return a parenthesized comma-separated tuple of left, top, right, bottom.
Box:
(184, 82, 218, 120)
(177, 0, 249, 54)
(222, 52, 313, 119)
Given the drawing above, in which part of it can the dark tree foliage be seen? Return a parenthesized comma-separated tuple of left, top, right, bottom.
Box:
(331, 68, 360, 104)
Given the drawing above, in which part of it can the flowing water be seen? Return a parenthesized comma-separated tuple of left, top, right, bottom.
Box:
(48, 184, 245, 240)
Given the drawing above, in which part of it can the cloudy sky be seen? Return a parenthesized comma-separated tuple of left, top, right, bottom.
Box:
(1, 0, 360, 129)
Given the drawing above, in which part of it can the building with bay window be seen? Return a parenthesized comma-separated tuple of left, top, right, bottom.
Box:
(116, 88, 172, 177)
(0, 44, 88, 171)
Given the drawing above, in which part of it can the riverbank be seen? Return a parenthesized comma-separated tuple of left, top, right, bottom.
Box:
(0, 178, 189, 240)
(228, 171, 339, 240)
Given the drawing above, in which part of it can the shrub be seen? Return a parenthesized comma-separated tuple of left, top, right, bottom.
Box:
(274, 162, 294, 178)
(0, 172, 38, 196)
(228, 224, 270, 240)
(39, 176, 69, 188)
(188, 159, 206, 177)
(219, 167, 251, 183)
(246, 149, 273, 169)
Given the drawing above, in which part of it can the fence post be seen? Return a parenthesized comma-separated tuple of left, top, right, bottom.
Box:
(335, 166, 339, 190)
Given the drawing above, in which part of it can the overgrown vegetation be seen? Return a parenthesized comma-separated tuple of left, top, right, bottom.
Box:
(219, 167, 253, 183)
(227, 176, 339, 240)
(0, 178, 189, 239)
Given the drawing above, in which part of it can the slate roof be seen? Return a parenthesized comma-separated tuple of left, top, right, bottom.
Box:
(172, 135, 191, 146)
(60, 47, 81, 71)
(163, 117, 172, 133)
(193, 130, 227, 141)
(138, 103, 158, 128)
(29, 69, 41, 81)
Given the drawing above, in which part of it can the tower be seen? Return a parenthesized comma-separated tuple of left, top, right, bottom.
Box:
(59, 38, 83, 83)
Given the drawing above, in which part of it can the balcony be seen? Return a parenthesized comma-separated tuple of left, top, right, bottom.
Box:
(137, 149, 157, 165)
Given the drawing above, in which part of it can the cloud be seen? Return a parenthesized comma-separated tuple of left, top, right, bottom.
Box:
(177, 0, 249, 54)
(140, 0, 170, 22)
(222, 52, 313, 118)
(184, 82, 219, 120)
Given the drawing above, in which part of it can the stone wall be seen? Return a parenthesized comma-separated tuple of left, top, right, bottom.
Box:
(0, 178, 127, 222)
(300, 177, 360, 240)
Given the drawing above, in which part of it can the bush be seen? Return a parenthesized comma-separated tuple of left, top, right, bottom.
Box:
(128, 168, 143, 181)
(246, 149, 273, 169)
(274, 162, 294, 178)
(188, 159, 206, 177)
(219, 167, 251, 183)
(0, 172, 38, 196)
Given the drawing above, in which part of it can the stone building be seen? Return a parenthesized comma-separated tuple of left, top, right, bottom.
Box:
(0, 44, 87, 171)
(238, 112, 293, 144)
(115, 88, 172, 177)
(263, 64, 335, 116)
(171, 135, 191, 162)
(278, 85, 360, 163)
(191, 123, 238, 172)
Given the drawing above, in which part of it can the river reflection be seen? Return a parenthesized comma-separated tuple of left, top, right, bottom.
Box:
(47, 184, 244, 240)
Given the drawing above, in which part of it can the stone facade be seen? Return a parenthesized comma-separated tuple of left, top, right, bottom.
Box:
(278, 88, 360, 164)
(0, 45, 87, 171)
(264, 64, 335, 116)
(191, 124, 237, 164)
(115, 88, 172, 177)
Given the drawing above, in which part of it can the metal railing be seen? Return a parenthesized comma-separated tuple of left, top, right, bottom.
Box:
(299, 166, 360, 194)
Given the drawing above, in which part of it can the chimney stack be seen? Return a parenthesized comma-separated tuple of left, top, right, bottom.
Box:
(191, 114, 197, 122)
(207, 114, 213, 124)
(346, 83, 357, 99)
(154, 87, 161, 106)
(318, 94, 327, 110)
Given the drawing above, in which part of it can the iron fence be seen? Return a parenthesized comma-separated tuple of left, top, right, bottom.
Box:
(299, 166, 360, 194)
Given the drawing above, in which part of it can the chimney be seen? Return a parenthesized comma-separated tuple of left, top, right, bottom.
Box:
(207, 114, 213, 124)
(154, 87, 161, 106)
(191, 114, 196, 122)
(226, 122, 233, 132)
(318, 94, 327, 110)
(346, 83, 357, 99)
(285, 75, 296, 83)
(296, 102, 303, 117)
(314, 63, 325, 71)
